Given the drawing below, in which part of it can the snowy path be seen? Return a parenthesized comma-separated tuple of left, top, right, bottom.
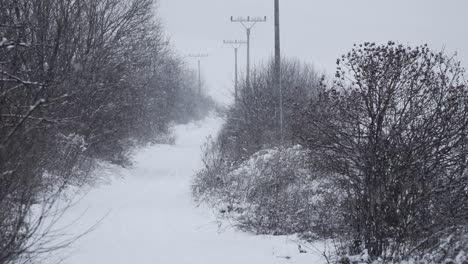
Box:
(58, 117, 325, 264)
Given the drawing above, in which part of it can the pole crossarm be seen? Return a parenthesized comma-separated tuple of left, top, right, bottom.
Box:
(223, 40, 247, 49)
(231, 16, 267, 29)
(188, 54, 209, 58)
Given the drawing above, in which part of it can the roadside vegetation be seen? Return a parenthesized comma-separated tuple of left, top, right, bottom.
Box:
(194, 43, 468, 263)
(0, 0, 215, 263)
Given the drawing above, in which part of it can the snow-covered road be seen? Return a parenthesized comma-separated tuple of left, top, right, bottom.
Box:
(57, 117, 325, 264)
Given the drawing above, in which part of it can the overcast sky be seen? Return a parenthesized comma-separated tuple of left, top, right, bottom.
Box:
(159, 0, 468, 104)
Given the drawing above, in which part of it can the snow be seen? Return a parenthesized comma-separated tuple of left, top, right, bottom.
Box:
(54, 116, 326, 264)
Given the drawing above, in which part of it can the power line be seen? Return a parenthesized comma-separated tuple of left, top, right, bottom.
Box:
(230, 16, 266, 89)
(188, 54, 208, 95)
(223, 40, 246, 102)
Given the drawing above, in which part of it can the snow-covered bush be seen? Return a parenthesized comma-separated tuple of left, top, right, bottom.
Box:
(194, 144, 346, 237)
(404, 226, 468, 264)
(193, 136, 233, 200)
(338, 226, 468, 264)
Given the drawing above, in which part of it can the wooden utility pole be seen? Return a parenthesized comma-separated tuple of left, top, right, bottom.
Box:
(274, 0, 283, 143)
(223, 40, 247, 102)
(188, 54, 208, 95)
(230, 16, 266, 89)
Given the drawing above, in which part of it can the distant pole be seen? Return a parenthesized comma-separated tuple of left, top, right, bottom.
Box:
(246, 28, 251, 87)
(275, 0, 283, 143)
(198, 59, 201, 94)
(235, 48, 238, 99)
(223, 40, 246, 102)
(188, 54, 208, 95)
(231, 16, 267, 89)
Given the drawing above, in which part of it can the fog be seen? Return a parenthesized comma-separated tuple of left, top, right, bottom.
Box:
(160, 0, 468, 104)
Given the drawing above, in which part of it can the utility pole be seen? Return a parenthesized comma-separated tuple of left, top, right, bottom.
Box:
(230, 16, 266, 89)
(274, 0, 283, 143)
(223, 40, 246, 102)
(188, 54, 208, 95)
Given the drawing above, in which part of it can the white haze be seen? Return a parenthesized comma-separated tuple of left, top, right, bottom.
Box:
(160, 0, 468, 104)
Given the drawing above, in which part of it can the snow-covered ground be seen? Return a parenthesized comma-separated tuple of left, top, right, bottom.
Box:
(55, 116, 326, 264)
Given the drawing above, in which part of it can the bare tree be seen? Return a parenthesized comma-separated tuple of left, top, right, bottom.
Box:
(0, 0, 214, 262)
(217, 58, 321, 162)
(301, 42, 468, 259)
